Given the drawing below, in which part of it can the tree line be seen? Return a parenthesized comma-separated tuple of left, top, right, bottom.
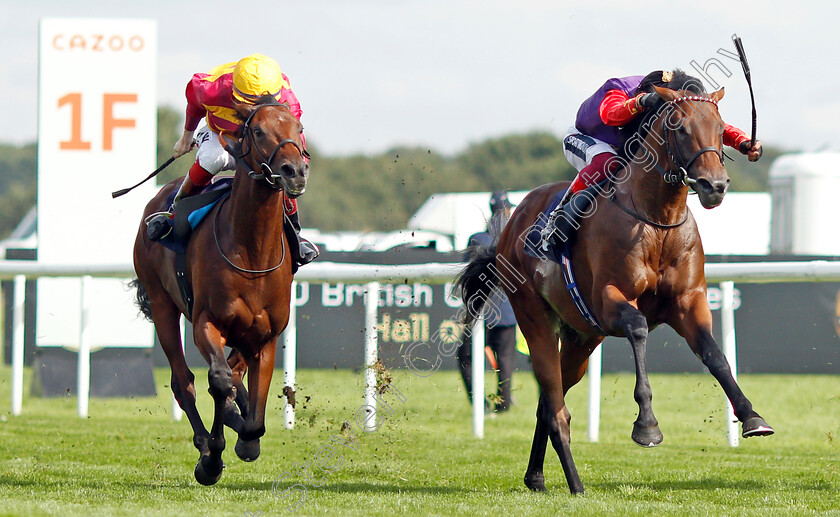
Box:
(0, 106, 785, 238)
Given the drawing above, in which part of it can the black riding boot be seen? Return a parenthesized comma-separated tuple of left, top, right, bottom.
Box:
(145, 176, 199, 241)
(145, 214, 172, 241)
(540, 188, 596, 250)
(287, 211, 320, 267)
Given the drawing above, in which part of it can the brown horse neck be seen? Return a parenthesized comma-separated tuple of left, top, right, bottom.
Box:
(221, 173, 288, 269)
(618, 132, 689, 227)
(620, 165, 688, 226)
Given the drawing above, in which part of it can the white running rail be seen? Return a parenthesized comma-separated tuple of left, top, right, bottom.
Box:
(4, 259, 840, 446)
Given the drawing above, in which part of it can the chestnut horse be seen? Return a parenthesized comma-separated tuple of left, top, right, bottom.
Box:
(132, 99, 307, 485)
(458, 85, 773, 494)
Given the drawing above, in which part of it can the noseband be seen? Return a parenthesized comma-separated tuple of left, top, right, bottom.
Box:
(656, 96, 724, 187)
(238, 104, 309, 189)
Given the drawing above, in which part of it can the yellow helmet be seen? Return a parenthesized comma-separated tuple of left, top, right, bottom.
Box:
(232, 54, 286, 103)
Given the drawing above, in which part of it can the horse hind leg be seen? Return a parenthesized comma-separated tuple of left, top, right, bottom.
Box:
(144, 280, 213, 457)
(540, 391, 584, 494)
(524, 394, 549, 491)
(523, 326, 584, 493)
(524, 327, 597, 492)
(524, 388, 583, 494)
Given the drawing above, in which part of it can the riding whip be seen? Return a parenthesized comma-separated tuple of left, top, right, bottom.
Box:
(732, 34, 757, 147)
(111, 156, 176, 198)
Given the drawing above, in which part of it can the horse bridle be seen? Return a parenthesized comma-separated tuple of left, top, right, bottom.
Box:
(212, 103, 305, 274)
(238, 104, 309, 190)
(612, 95, 724, 229)
(656, 95, 724, 187)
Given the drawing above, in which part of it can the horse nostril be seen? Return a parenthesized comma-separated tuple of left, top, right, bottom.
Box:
(696, 177, 728, 195)
(696, 178, 712, 192)
(280, 163, 296, 178)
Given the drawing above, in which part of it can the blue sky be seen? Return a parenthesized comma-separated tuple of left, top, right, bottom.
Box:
(3, 1, 838, 156)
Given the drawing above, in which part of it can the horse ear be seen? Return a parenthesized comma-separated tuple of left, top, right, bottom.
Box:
(710, 87, 725, 102)
(653, 85, 680, 102)
(234, 100, 255, 120)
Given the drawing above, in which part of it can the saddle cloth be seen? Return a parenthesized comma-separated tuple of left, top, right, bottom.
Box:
(523, 189, 605, 334)
(157, 178, 233, 255)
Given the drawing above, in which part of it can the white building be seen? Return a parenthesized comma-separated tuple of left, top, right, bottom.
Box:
(769, 152, 840, 255)
(409, 190, 771, 255)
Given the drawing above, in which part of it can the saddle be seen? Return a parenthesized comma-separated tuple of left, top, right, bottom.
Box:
(155, 178, 307, 315)
(157, 178, 234, 255)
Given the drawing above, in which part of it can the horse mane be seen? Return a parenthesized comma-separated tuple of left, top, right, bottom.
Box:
(638, 68, 706, 96)
(619, 68, 709, 158)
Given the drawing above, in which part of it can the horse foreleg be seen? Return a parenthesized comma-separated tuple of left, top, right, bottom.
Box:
(235, 339, 277, 462)
(671, 293, 774, 438)
(224, 350, 249, 431)
(192, 315, 233, 486)
(602, 285, 662, 447)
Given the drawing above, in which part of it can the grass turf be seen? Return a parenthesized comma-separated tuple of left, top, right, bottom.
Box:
(0, 364, 838, 516)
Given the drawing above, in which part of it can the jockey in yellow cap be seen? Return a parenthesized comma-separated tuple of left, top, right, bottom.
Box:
(146, 54, 318, 265)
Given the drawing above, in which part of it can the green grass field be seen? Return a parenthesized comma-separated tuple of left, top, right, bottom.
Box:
(0, 364, 838, 516)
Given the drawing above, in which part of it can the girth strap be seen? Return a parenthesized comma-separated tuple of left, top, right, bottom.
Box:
(175, 253, 194, 316)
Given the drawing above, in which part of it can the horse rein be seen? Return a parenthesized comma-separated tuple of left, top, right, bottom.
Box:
(212, 195, 287, 274)
(239, 104, 309, 190)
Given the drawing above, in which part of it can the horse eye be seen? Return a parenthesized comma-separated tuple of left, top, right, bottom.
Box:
(253, 128, 263, 137)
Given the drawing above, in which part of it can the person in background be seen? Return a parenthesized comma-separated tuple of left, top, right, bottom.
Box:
(458, 191, 518, 413)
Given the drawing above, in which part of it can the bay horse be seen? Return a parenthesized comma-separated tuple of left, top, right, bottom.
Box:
(132, 98, 307, 485)
(457, 85, 773, 494)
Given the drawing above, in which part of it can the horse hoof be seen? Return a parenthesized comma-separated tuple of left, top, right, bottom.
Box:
(632, 423, 663, 447)
(194, 456, 224, 486)
(570, 485, 585, 495)
(742, 416, 774, 438)
(235, 438, 261, 462)
(524, 472, 546, 492)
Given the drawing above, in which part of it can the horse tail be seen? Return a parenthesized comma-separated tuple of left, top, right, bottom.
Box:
(128, 278, 153, 322)
(455, 243, 499, 328)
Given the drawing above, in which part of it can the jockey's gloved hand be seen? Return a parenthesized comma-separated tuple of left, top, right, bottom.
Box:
(739, 140, 763, 162)
(637, 92, 659, 110)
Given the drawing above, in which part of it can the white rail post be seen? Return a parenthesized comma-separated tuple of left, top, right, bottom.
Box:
(363, 282, 380, 430)
(471, 316, 485, 439)
(720, 280, 739, 447)
(283, 281, 298, 429)
(11, 275, 26, 416)
(77, 275, 92, 418)
(172, 315, 186, 422)
(587, 343, 602, 442)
